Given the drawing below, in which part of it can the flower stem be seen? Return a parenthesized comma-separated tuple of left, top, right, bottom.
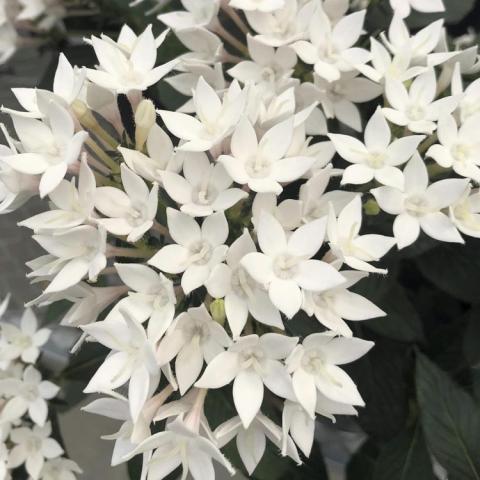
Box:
(107, 246, 153, 259)
(212, 19, 248, 55)
(221, 4, 250, 35)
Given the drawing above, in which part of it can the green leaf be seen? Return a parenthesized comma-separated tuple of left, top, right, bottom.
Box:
(353, 275, 424, 343)
(373, 425, 435, 480)
(463, 307, 480, 369)
(416, 353, 480, 480)
(348, 336, 411, 441)
(407, 0, 475, 28)
(417, 240, 480, 304)
(347, 440, 378, 480)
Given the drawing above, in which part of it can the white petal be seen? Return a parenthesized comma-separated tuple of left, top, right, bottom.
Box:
(176, 342, 204, 395)
(420, 212, 464, 244)
(195, 351, 240, 388)
(292, 369, 316, 418)
(257, 212, 287, 257)
(393, 213, 420, 249)
(233, 369, 264, 428)
(296, 260, 346, 292)
(269, 279, 302, 319)
(328, 134, 368, 163)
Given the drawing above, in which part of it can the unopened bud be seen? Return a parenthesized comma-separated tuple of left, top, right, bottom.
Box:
(210, 299, 226, 326)
(135, 99, 156, 151)
(363, 198, 380, 216)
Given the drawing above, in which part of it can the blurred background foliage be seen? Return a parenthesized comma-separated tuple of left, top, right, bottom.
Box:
(1, 0, 480, 479)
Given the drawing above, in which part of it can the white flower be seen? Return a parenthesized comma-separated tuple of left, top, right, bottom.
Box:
(196, 333, 297, 427)
(449, 186, 480, 238)
(281, 396, 357, 457)
(174, 27, 223, 67)
(83, 389, 172, 464)
(215, 413, 301, 475)
(158, 0, 220, 30)
(0, 307, 50, 364)
(119, 123, 183, 184)
(383, 69, 458, 134)
(157, 304, 231, 394)
(228, 35, 297, 89)
(115, 263, 176, 342)
(38, 457, 83, 480)
(246, 0, 315, 47)
(241, 212, 345, 318)
(7, 422, 63, 480)
(230, 0, 285, 12)
(205, 230, 283, 337)
(0, 366, 59, 427)
(219, 117, 314, 195)
(2, 53, 85, 118)
(299, 72, 382, 132)
(59, 283, 127, 327)
(382, 15, 444, 63)
(303, 271, 385, 337)
(31, 225, 107, 293)
(329, 109, 425, 189)
(148, 208, 228, 295)
(95, 164, 158, 243)
(124, 417, 234, 480)
(390, 0, 444, 18)
(427, 114, 480, 182)
(1, 101, 88, 198)
(19, 159, 95, 232)
(327, 196, 396, 273)
(163, 153, 247, 217)
(252, 193, 302, 231)
(286, 333, 373, 417)
(292, 7, 369, 83)
(82, 311, 160, 421)
(158, 77, 246, 152)
(299, 169, 356, 224)
(86, 25, 177, 93)
(371, 153, 469, 249)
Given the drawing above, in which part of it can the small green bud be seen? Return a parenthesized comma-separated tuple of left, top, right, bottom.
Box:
(364, 198, 380, 216)
(210, 299, 226, 326)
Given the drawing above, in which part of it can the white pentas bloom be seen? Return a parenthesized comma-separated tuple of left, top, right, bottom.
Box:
(228, 35, 297, 90)
(292, 6, 369, 82)
(252, 193, 302, 231)
(149, 208, 228, 295)
(7, 422, 63, 480)
(158, 0, 220, 30)
(159, 77, 246, 152)
(86, 25, 177, 93)
(126, 417, 235, 480)
(1, 101, 88, 198)
(119, 123, 183, 184)
(196, 333, 297, 427)
(242, 212, 345, 318)
(114, 263, 176, 342)
(327, 196, 396, 273)
(163, 153, 247, 217)
(0, 310, 50, 370)
(215, 413, 300, 476)
(390, 0, 445, 18)
(219, 118, 314, 195)
(383, 69, 458, 134)
(82, 310, 159, 422)
(329, 109, 424, 189)
(303, 271, 386, 337)
(157, 305, 231, 394)
(31, 225, 107, 293)
(449, 186, 480, 239)
(0, 366, 59, 427)
(19, 159, 95, 232)
(95, 164, 158, 243)
(371, 154, 469, 249)
(286, 333, 373, 417)
(206, 229, 284, 337)
(38, 457, 83, 480)
(427, 114, 480, 182)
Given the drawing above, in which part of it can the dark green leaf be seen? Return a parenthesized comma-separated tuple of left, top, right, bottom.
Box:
(353, 275, 424, 343)
(407, 0, 475, 28)
(347, 440, 378, 480)
(417, 240, 480, 304)
(416, 353, 480, 480)
(463, 307, 480, 369)
(373, 425, 435, 480)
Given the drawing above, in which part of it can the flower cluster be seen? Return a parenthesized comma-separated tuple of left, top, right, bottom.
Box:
(0, 295, 82, 480)
(0, 0, 479, 477)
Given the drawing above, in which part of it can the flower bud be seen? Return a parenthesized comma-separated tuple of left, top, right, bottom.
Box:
(363, 199, 380, 216)
(135, 99, 156, 151)
(209, 299, 226, 326)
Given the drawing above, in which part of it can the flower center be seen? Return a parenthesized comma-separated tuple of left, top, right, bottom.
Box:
(451, 143, 471, 164)
(366, 151, 386, 169)
(405, 194, 430, 217)
(188, 240, 213, 266)
(406, 104, 426, 121)
(273, 253, 300, 280)
(245, 155, 272, 178)
(231, 266, 256, 300)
